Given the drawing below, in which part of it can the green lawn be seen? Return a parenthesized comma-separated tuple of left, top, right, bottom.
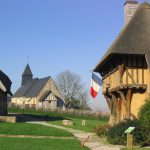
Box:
(49, 118, 106, 132)
(0, 123, 72, 137)
(0, 138, 89, 150)
(9, 107, 108, 121)
(121, 148, 150, 150)
(8, 108, 108, 132)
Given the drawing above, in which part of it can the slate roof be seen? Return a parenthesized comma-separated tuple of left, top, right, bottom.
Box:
(22, 64, 33, 76)
(94, 3, 150, 72)
(39, 91, 51, 101)
(13, 77, 50, 98)
(0, 70, 12, 95)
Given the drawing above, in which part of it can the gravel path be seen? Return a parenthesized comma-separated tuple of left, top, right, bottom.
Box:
(0, 134, 74, 140)
(27, 121, 123, 150)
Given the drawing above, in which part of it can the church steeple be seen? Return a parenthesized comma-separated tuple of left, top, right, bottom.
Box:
(21, 64, 33, 86)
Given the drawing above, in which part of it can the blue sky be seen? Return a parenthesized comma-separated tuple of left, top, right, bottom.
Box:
(0, 0, 144, 111)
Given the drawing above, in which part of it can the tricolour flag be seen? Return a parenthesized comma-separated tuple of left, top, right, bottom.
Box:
(90, 73, 102, 98)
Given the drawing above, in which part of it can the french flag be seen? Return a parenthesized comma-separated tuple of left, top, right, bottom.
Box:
(90, 73, 102, 99)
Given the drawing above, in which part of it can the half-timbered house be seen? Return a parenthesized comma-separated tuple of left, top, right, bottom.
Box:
(94, 1, 150, 125)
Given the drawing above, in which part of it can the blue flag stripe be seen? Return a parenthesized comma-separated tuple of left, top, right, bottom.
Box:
(92, 73, 102, 86)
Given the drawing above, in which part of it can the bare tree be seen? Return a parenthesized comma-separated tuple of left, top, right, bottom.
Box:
(55, 70, 89, 109)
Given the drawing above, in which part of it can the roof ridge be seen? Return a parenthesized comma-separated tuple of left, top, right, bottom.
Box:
(140, 2, 150, 9)
(35, 77, 50, 97)
(38, 76, 51, 80)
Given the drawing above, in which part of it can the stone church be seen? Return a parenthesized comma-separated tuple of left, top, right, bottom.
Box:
(11, 64, 65, 110)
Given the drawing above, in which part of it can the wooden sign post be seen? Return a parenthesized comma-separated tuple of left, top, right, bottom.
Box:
(127, 133, 133, 149)
(82, 120, 86, 126)
(124, 127, 135, 150)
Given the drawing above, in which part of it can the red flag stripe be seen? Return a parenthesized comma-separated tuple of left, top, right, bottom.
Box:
(90, 87, 98, 99)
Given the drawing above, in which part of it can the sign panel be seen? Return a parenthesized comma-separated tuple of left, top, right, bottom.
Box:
(124, 127, 135, 134)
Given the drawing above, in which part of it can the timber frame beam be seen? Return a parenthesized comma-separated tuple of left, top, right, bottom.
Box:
(126, 89, 133, 118)
(111, 93, 121, 123)
(119, 64, 125, 84)
(117, 89, 133, 119)
(117, 91, 127, 107)
(104, 95, 111, 109)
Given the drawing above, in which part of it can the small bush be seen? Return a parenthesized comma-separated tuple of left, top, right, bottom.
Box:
(138, 99, 150, 129)
(107, 119, 142, 145)
(106, 98, 150, 146)
(138, 99, 150, 146)
(95, 125, 111, 137)
(141, 135, 150, 147)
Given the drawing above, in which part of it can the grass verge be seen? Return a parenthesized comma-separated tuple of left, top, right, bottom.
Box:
(121, 148, 150, 150)
(0, 138, 89, 150)
(9, 107, 108, 121)
(49, 118, 106, 132)
(0, 123, 72, 137)
(8, 108, 108, 132)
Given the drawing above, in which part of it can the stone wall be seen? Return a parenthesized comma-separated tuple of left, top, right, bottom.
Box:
(0, 116, 16, 123)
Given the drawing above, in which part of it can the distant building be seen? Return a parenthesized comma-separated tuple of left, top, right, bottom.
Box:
(11, 64, 64, 110)
(94, 1, 150, 125)
(0, 70, 12, 116)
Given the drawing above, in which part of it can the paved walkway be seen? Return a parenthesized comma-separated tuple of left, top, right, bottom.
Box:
(27, 121, 123, 150)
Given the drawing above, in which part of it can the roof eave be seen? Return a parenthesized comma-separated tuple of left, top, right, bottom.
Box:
(93, 54, 114, 72)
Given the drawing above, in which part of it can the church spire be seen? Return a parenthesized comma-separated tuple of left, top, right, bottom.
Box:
(21, 64, 33, 86)
(22, 64, 33, 76)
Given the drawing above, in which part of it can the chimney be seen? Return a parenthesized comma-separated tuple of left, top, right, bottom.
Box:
(124, 0, 139, 24)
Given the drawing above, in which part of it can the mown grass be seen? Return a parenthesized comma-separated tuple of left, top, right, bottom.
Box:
(0, 138, 89, 150)
(49, 118, 107, 132)
(9, 108, 108, 132)
(121, 148, 150, 150)
(0, 123, 72, 137)
(9, 107, 108, 121)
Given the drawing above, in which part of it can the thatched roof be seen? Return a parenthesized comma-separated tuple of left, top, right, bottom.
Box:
(124, 0, 138, 6)
(0, 70, 12, 95)
(94, 3, 150, 72)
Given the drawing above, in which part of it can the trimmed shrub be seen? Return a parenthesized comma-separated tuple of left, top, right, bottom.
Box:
(142, 136, 150, 147)
(95, 125, 111, 137)
(107, 99, 150, 146)
(107, 119, 143, 145)
(138, 98, 150, 129)
(106, 98, 150, 146)
(138, 98, 150, 146)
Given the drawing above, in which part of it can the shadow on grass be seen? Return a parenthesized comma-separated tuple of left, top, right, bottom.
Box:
(9, 113, 69, 123)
